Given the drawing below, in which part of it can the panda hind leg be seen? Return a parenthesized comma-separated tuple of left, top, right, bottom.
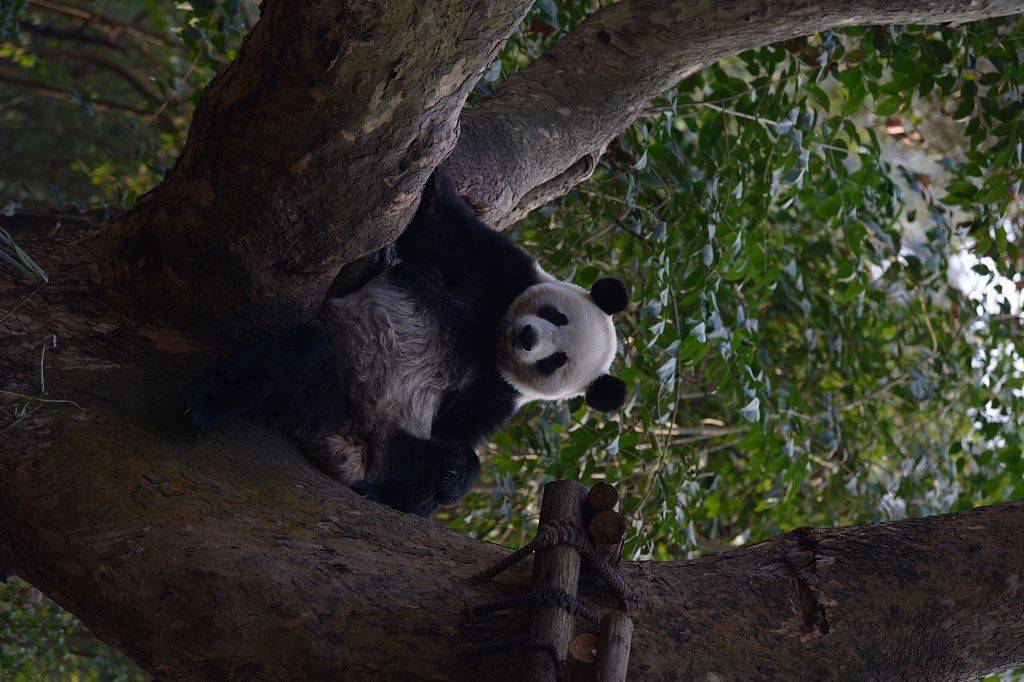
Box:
(293, 433, 369, 485)
(180, 323, 338, 432)
(180, 336, 278, 430)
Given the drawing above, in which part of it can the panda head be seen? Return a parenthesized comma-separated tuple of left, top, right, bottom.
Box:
(498, 268, 629, 412)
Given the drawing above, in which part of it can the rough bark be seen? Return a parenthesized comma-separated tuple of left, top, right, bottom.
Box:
(3, 1, 1024, 680)
(99, 0, 533, 338)
(446, 0, 1024, 226)
(594, 612, 632, 682)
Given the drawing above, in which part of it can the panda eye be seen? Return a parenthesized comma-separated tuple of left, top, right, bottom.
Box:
(537, 352, 568, 376)
(538, 305, 568, 326)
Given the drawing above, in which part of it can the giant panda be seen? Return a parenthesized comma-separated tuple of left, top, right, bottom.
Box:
(181, 171, 628, 517)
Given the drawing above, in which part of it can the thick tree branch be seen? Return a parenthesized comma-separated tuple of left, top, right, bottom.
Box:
(445, 0, 1024, 226)
(0, 287, 1021, 679)
(1, 255, 1022, 678)
(99, 0, 533, 338)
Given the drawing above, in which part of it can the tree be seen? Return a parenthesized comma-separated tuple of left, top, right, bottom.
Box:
(1, 0, 1023, 679)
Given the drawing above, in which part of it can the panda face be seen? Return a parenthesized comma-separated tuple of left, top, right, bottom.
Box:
(497, 280, 617, 402)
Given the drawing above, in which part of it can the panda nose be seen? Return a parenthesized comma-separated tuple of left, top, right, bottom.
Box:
(519, 324, 537, 351)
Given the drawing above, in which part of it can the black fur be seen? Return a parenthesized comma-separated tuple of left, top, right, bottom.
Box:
(585, 374, 627, 412)
(182, 171, 536, 518)
(181, 323, 346, 439)
(365, 434, 482, 517)
(590, 277, 629, 315)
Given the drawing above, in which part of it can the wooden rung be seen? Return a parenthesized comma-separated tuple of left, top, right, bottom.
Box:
(565, 632, 598, 681)
(595, 612, 633, 682)
(584, 482, 619, 515)
(523, 480, 588, 682)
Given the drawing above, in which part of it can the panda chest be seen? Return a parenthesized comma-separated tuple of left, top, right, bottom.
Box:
(327, 279, 462, 439)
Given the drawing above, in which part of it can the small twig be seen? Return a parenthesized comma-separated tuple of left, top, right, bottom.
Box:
(27, 0, 178, 48)
(0, 72, 154, 118)
(917, 292, 939, 353)
(0, 402, 41, 431)
(0, 284, 44, 325)
(39, 334, 55, 394)
(139, 53, 200, 132)
(575, 188, 661, 221)
(652, 424, 749, 437)
(0, 390, 80, 408)
(700, 436, 747, 456)
(677, 391, 715, 401)
(667, 430, 750, 447)
(699, 102, 851, 154)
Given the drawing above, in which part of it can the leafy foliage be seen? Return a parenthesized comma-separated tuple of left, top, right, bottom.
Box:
(0, 578, 145, 680)
(0, 0, 250, 225)
(451, 11, 1024, 566)
(1, 1, 1022, 678)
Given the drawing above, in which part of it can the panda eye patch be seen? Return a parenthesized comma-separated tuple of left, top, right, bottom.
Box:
(537, 352, 568, 376)
(538, 305, 568, 326)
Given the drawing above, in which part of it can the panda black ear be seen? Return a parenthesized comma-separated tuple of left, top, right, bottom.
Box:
(590, 277, 629, 315)
(585, 374, 626, 412)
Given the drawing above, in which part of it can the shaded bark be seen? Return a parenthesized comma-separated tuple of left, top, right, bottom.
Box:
(446, 0, 1024, 226)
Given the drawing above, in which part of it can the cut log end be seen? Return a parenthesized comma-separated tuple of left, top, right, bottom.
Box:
(588, 510, 627, 546)
(585, 482, 619, 515)
(566, 632, 599, 681)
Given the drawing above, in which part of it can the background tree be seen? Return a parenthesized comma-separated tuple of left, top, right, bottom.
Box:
(1, 1, 1022, 679)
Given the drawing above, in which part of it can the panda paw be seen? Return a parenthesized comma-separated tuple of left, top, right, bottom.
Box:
(350, 481, 380, 502)
(436, 448, 480, 505)
(179, 374, 230, 431)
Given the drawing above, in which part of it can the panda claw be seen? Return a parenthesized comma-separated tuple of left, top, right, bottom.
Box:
(351, 481, 380, 502)
(436, 450, 479, 505)
(179, 377, 230, 432)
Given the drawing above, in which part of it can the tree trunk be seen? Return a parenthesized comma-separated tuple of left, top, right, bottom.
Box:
(99, 0, 534, 337)
(1, 293, 1020, 678)
(3, 0, 1024, 679)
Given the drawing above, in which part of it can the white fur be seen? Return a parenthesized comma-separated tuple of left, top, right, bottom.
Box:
(497, 274, 617, 402)
(326, 275, 456, 438)
(322, 274, 462, 478)
(292, 434, 367, 484)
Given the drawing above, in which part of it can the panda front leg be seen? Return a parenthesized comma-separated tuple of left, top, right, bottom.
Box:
(356, 433, 480, 518)
(435, 445, 482, 506)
